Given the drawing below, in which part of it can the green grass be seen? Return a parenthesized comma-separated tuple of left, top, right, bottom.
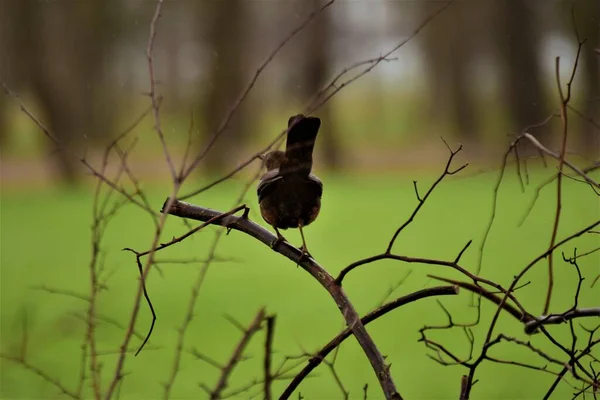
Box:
(1, 169, 599, 399)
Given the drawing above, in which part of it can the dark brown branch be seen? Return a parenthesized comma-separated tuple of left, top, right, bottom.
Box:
(146, 0, 176, 181)
(164, 166, 262, 399)
(496, 334, 563, 365)
(459, 375, 469, 400)
(427, 275, 532, 323)
(335, 252, 526, 317)
(280, 285, 459, 399)
(484, 217, 600, 339)
(210, 309, 266, 399)
(120, 206, 249, 358)
(543, 42, 584, 314)
(476, 142, 516, 276)
(304, 0, 454, 116)
(125, 204, 248, 258)
(477, 110, 559, 274)
(264, 316, 276, 400)
(164, 200, 402, 399)
(461, 220, 600, 398)
(524, 308, 600, 334)
(386, 141, 466, 253)
(519, 160, 600, 227)
(522, 133, 599, 190)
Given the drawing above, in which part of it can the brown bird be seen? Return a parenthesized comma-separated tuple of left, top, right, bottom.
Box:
(257, 114, 322, 258)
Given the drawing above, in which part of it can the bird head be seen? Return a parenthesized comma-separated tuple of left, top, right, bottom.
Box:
(259, 150, 286, 171)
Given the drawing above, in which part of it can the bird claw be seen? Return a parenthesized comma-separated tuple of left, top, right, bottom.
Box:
(270, 233, 287, 249)
(241, 206, 250, 219)
(296, 245, 312, 267)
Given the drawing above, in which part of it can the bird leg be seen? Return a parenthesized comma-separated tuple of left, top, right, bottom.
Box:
(297, 222, 312, 261)
(270, 227, 287, 249)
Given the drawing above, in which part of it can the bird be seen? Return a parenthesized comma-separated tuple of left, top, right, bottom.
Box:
(257, 114, 322, 258)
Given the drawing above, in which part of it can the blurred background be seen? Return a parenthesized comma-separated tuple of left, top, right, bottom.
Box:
(0, 0, 598, 186)
(1, 1, 599, 399)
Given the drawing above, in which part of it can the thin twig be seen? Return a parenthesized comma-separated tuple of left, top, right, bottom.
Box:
(146, 0, 177, 181)
(179, 0, 336, 186)
(386, 141, 466, 253)
(544, 41, 585, 314)
(210, 309, 266, 399)
(280, 286, 459, 399)
(165, 201, 403, 399)
(264, 316, 276, 400)
(0, 355, 80, 399)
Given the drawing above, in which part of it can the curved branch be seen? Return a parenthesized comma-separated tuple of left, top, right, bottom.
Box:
(524, 308, 600, 334)
(280, 285, 459, 399)
(335, 253, 527, 319)
(163, 199, 402, 399)
(386, 141, 467, 254)
(427, 275, 533, 324)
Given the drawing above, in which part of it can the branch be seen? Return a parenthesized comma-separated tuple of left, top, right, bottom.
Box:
(0, 354, 80, 399)
(542, 41, 585, 314)
(524, 308, 600, 334)
(164, 200, 402, 399)
(146, 0, 177, 181)
(280, 285, 459, 399)
(163, 166, 262, 399)
(179, 0, 336, 188)
(521, 133, 599, 190)
(0, 81, 157, 215)
(179, 0, 454, 200)
(386, 141, 467, 254)
(334, 250, 527, 319)
(264, 315, 276, 400)
(519, 160, 600, 227)
(426, 275, 532, 324)
(210, 309, 266, 399)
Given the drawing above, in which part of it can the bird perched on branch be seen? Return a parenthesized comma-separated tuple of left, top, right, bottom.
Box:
(257, 114, 322, 258)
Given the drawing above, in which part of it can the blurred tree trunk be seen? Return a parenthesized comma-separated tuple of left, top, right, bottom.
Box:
(200, 0, 247, 173)
(576, 0, 600, 157)
(495, 0, 546, 154)
(0, 1, 13, 150)
(8, 1, 117, 183)
(299, 0, 340, 170)
(164, 6, 184, 111)
(0, 95, 6, 151)
(420, 1, 477, 141)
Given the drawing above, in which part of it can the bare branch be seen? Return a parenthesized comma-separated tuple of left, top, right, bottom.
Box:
(280, 286, 459, 398)
(386, 141, 466, 253)
(164, 200, 403, 399)
(264, 316, 276, 400)
(180, 0, 336, 184)
(146, 0, 177, 181)
(210, 309, 266, 399)
(1, 354, 80, 399)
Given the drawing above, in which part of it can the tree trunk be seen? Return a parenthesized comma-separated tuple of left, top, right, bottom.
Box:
(200, 0, 247, 173)
(299, 0, 340, 170)
(419, 1, 478, 142)
(576, 0, 600, 157)
(495, 0, 546, 154)
(8, 1, 117, 183)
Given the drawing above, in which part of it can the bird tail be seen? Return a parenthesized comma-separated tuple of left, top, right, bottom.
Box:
(282, 114, 321, 175)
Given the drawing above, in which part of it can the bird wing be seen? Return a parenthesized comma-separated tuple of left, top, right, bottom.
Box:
(307, 174, 323, 197)
(257, 169, 283, 201)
